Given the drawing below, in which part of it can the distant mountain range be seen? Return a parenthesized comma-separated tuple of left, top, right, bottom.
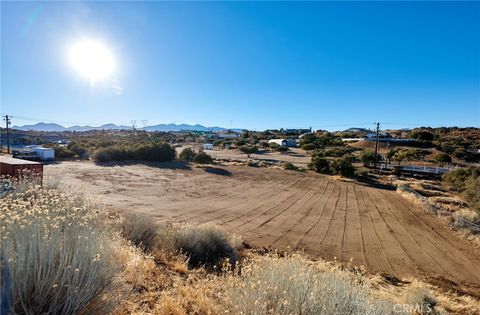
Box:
(12, 122, 241, 132)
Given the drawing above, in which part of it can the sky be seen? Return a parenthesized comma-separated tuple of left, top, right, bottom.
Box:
(1, 1, 479, 131)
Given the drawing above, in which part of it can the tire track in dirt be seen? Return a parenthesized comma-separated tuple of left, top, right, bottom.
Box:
(256, 179, 330, 248)
(221, 177, 317, 229)
(378, 190, 480, 283)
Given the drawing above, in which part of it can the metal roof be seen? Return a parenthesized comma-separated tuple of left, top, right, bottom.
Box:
(0, 156, 42, 165)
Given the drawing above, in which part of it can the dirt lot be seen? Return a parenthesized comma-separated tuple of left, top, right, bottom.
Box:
(46, 161, 480, 296)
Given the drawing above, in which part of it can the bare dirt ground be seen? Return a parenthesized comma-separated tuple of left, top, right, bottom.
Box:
(46, 161, 480, 296)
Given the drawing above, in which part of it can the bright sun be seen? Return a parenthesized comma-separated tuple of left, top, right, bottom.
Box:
(69, 40, 114, 82)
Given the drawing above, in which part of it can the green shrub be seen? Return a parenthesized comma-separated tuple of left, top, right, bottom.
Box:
(277, 146, 289, 154)
(302, 143, 317, 151)
(240, 145, 257, 157)
(309, 156, 331, 174)
(433, 153, 452, 164)
(54, 146, 75, 158)
(324, 147, 355, 157)
(92, 142, 176, 162)
(330, 157, 355, 177)
(179, 147, 196, 161)
(193, 152, 214, 164)
(359, 150, 376, 166)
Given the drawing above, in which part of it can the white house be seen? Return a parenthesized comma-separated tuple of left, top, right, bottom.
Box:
(268, 139, 297, 147)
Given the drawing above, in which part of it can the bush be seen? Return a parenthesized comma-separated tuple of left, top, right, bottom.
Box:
(302, 143, 317, 151)
(324, 147, 355, 157)
(433, 153, 452, 164)
(276, 146, 289, 154)
(443, 167, 480, 213)
(331, 157, 355, 177)
(175, 225, 239, 269)
(225, 256, 393, 315)
(179, 147, 196, 161)
(120, 214, 158, 252)
(359, 150, 376, 166)
(193, 151, 214, 164)
(92, 142, 176, 162)
(309, 156, 331, 174)
(283, 162, 297, 171)
(0, 186, 118, 314)
(240, 145, 257, 157)
(54, 145, 76, 158)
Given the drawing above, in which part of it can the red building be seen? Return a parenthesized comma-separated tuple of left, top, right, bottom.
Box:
(0, 156, 43, 179)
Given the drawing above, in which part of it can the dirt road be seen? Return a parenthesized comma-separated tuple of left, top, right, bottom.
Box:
(46, 161, 480, 295)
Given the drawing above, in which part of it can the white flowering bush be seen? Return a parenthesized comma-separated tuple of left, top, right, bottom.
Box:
(0, 185, 118, 314)
(224, 256, 396, 315)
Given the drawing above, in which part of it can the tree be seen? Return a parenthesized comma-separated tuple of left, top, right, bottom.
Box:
(239, 145, 258, 158)
(308, 156, 331, 174)
(359, 150, 376, 166)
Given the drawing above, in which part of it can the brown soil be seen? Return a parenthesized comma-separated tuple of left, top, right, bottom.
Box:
(46, 161, 480, 297)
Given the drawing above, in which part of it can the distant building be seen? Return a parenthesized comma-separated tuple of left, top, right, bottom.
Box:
(216, 131, 241, 139)
(268, 139, 297, 147)
(364, 133, 389, 140)
(203, 143, 214, 150)
(12, 145, 55, 161)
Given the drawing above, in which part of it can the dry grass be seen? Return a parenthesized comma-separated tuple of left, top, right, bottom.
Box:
(0, 184, 119, 314)
(120, 213, 159, 252)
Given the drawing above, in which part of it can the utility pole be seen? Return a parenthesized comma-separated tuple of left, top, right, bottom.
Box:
(373, 122, 380, 169)
(3, 115, 11, 154)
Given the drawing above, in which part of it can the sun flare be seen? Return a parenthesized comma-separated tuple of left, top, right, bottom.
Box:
(69, 40, 114, 83)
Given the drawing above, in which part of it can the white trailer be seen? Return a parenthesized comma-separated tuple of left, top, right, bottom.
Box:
(203, 143, 214, 150)
(32, 147, 55, 160)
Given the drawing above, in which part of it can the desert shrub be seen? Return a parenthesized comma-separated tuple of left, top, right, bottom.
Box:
(302, 143, 317, 151)
(404, 287, 439, 315)
(224, 256, 394, 315)
(0, 186, 118, 314)
(283, 162, 297, 171)
(443, 167, 480, 192)
(464, 176, 480, 212)
(324, 147, 355, 157)
(269, 142, 280, 150)
(54, 145, 76, 158)
(179, 147, 196, 161)
(193, 151, 214, 164)
(452, 148, 466, 159)
(235, 138, 247, 146)
(309, 156, 331, 174)
(92, 142, 176, 162)
(120, 214, 158, 252)
(240, 145, 257, 157)
(433, 153, 452, 164)
(331, 157, 355, 177)
(276, 146, 289, 154)
(174, 225, 239, 269)
(411, 130, 434, 142)
(360, 150, 376, 166)
(246, 159, 259, 167)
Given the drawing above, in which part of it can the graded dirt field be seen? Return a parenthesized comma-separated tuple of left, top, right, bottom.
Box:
(46, 161, 480, 296)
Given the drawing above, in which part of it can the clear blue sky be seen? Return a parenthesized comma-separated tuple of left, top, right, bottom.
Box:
(1, 1, 479, 130)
